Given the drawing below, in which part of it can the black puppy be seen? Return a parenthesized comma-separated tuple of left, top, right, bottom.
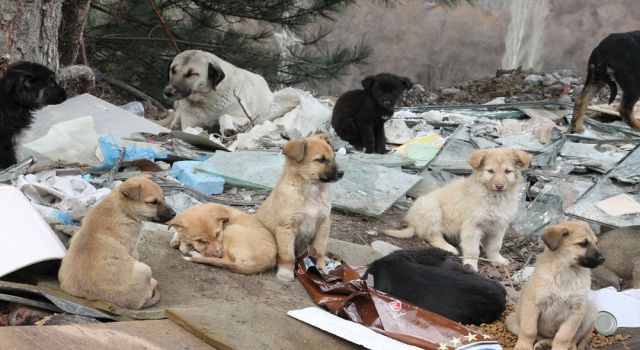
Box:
(0, 61, 67, 169)
(332, 73, 412, 153)
(364, 248, 506, 325)
(572, 30, 640, 133)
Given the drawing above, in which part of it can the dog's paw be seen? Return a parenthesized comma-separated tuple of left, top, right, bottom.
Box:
(188, 251, 203, 258)
(170, 231, 181, 249)
(182, 256, 193, 262)
(490, 254, 510, 266)
(276, 267, 295, 282)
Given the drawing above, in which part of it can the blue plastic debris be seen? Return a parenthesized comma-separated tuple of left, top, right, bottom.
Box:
(47, 210, 74, 225)
(172, 161, 225, 195)
(94, 134, 168, 171)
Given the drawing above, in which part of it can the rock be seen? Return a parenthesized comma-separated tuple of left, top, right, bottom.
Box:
(440, 87, 461, 96)
(327, 238, 382, 265)
(484, 97, 506, 105)
(371, 240, 402, 257)
(420, 110, 444, 123)
(384, 119, 414, 144)
(524, 74, 544, 85)
(411, 84, 425, 93)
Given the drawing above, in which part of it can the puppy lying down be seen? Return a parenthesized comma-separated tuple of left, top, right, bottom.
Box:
(364, 248, 506, 325)
(169, 203, 277, 275)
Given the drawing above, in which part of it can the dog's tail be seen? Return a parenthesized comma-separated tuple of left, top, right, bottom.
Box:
(383, 226, 416, 239)
(184, 255, 266, 275)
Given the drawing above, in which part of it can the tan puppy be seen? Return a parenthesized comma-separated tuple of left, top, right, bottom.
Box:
(384, 148, 532, 270)
(168, 203, 277, 275)
(58, 176, 175, 310)
(506, 221, 606, 350)
(257, 134, 343, 282)
(591, 226, 640, 290)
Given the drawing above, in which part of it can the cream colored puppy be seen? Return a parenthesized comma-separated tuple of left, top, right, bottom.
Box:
(384, 148, 532, 270)
(168, 203, 277, 275)
(257, 134, 343, 282)
(164, 50, 274, 135)
(507, 221, 605, 350)
(58, 176, 175, 310)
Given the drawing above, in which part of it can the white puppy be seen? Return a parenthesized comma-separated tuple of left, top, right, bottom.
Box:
(164, 50, 273, 135)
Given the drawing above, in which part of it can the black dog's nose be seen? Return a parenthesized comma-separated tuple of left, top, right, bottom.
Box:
(163, 86, 175, 98)
(337, 170, 344, 179)
(383, 101, 392, 108)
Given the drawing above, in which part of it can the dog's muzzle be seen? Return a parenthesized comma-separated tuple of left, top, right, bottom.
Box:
(320, 165, 344, 183)
(579, 251, 606, 268)
(156, 205, 176, 223)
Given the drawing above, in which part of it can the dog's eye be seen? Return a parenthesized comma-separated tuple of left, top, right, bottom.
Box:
(196, 239, 207, 244)
(185, 71, 199, 78)
(577, 241, 588, 248)
(146, 199, 159, 205)
(505, 169, 513, 174)
(315, 156, 327, 163)
(487, 169, 494, 174)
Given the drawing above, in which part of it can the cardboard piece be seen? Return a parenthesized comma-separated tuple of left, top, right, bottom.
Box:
(0, 186, 66, 278)
(595, 193, 640, 217)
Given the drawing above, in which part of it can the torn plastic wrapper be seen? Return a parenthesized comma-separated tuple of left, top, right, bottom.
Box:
(295, 256, 502, 350)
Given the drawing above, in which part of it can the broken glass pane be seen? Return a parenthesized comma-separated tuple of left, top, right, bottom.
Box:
(565, 177, 640, 227)
(429, 125, 474, 173)
(610, 145, 640, 184)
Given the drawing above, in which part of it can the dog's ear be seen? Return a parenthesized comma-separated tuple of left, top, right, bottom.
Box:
(120, 181, 142, 201)
(208, 63, 225, 90)
(512, 149, 533, 169)
(467, 149, 488, 170)
(361, 76, 375, 91)
(167, 218, 183, 231)
(283, 140, 307, 162)
(0, 72, 19, 95)
(316, 133, 333, 147)
(542, 225, 570, 251)
(401, 77, 413, 90)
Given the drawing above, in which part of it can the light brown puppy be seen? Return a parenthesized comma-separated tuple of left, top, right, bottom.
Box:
(58, 176, 176, 310)
(257, 134, 343, 282)
(506, 221, 606, 350)
(384, 148, 532, 270)
(168, 203, 277, 275)
(591, 226, 640, 290)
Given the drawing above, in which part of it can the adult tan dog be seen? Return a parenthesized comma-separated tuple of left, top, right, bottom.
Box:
(506, 221, 605, 350)
(384, 148, 532, 270)
(58, 176, 175, 310)
(257, 134, 344, 281)
(168, 203, 276, 275)
(163, 49, 274, 135)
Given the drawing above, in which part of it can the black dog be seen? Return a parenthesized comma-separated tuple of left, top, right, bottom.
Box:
(572, 30, 640, 133)
(0, 61, 67, 169)
(331, 73, 412, 154)
(364, 248, 506, 325)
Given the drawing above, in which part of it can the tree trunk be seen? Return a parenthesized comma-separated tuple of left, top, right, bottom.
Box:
(59, 0, 91, 66)
(0, 0, 63, 71)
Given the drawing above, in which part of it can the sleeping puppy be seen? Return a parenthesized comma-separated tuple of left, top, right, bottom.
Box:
(364, 248, 506, 325)
(572, 31, 640, 133)
(257, 134, 343, 281)
(591, 225, 640, 290)
(507, 221, 605, 350)
(168, 203, 277, 275)
(164, 50, 274, 136)
(59, 176, 175, 310)
(331, 73, 412, 153)
(384, 148, 532, 271)
(0, 61, 67, 169)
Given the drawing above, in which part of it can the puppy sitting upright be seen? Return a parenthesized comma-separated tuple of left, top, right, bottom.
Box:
(0, 61, 67, 169)
(168, 203, 277, 275)
(384, 148, 532, 270)
(257, 134, 343, 281)
(331, 73, 412, 153)
(507, 221, 605, 350)
(59, 176, 176, 310)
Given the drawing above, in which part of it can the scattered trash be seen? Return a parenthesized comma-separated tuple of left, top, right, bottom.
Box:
(119, 101, 145, 117)
(590, 287, 640, 328)
(171, 161, 225, 195)
(595, 193, 640, 217)
(0, 186, 66, 278)
(269, 88, 332, 140)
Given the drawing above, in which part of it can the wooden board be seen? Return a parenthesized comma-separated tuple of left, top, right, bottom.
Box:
(0, 320, 213, 350)
(167, 300, 358, 350)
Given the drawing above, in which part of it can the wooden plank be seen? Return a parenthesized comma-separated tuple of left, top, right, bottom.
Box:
(0, 320, 214, 350)
(167, 300, 358, 350)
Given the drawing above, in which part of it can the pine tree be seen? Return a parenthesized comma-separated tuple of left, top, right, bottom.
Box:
(85, 0, 391, 101)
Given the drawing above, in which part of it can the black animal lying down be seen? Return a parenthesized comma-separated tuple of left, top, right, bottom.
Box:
(364, 248, 506, 325)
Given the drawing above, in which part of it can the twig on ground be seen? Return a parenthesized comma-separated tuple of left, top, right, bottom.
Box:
(99, 73, 167, 112)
